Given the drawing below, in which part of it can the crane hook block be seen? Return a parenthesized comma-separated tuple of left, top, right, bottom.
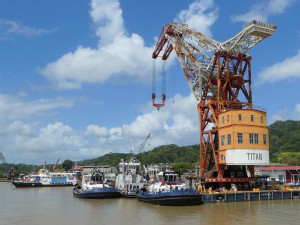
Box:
(162, 94, 166, 102)
(152, 93, 166, 110)
(152, 93, 155, 102)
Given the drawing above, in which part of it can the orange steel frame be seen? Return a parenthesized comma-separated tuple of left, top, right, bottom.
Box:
(198, 51, 255, 183)
(152, 24, 257, 184)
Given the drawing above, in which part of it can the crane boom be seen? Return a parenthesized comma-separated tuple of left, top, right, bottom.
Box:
(137, 133, 151, 154)
(52, 158, 60, 171)
(0, 152, 7, 164)
(152, 20, 276, 102)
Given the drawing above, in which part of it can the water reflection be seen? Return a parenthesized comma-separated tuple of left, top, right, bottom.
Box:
(1, 183, 300, 225)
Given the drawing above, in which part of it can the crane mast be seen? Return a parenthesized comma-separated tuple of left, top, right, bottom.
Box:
(152, 20, 276, 188)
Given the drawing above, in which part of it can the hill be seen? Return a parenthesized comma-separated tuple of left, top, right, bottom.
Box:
(77, 120, 300, 166)
(269, 120, 300, 165)
(78, 144, 200, 171)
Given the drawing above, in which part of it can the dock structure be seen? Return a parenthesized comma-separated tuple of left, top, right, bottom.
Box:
(202, 190, 300, 203)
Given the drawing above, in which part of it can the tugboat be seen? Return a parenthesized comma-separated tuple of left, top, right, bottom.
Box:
(115, 157, 145, 198)
(12, 168, 77, 188)
(136, 170, 203, 206)
(73, 169, 120, 199)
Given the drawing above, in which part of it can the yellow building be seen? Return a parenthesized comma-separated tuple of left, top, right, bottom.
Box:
(218, 109, 269, 165)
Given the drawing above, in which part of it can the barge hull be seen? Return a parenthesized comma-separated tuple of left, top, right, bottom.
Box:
(203, 190, 300, 203)
(73, 187, 121, 199)
(12, 182, 75, 188)
(137, 194, 203, 206)
(73, 191, 120, 199)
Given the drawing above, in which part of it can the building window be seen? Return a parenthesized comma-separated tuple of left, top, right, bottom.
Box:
(221, 154, 225, 161)
(249, 133, 254, 144)
(261, 116, 264, 123)
(263, 134, 267, 145)
(237, 133, 243, 144)
(227, 134, 231, 145)
(221, 135, 225, 146)
(249, 133, 259, 144)
(251, 115, 254, 122)
(227, 115, 230, 122)
(254, 133, 259, 144)
(222, 116, 224, 124)
(238, 114, 242, 121)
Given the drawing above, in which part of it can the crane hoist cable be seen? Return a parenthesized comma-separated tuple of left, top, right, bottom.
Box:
(151, 59, 166, 110)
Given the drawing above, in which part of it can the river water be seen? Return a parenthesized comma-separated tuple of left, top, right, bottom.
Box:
(1, 182, 300, 225)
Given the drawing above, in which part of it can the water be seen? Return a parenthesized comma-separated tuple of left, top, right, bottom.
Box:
(1, 182, 300, 225)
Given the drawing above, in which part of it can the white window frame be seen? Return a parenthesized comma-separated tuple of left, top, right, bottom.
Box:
(237, 133, 243, 144)
(221, 135, 225, 146)
(227, 134, 231, 145)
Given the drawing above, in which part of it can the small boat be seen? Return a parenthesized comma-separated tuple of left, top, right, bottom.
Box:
(73, 170, 120, 199)
(12, 169, 77, 188)
(119, 189, 138, 198)
(136, 170, 203, 206)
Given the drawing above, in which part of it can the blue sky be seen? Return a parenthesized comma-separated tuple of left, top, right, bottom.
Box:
(0, 0, 299, 164)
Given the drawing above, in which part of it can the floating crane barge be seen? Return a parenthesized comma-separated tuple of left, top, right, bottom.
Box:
(202, 189, 300, 203)
(152, 20, 278, 191)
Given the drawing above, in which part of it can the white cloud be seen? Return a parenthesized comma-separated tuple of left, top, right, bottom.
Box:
(0, 94, 74, 120)
(0, 122, 86, 164)
(90, 0, 125, 46)
(39, 0, 154, 90)
(7, 121, 36, 137)
(39, 36, 154, 90)
(0, 19, 55, 37)
(1, 93, 201, 164)
(269, 113, 282, 124)
(96, 93, 199, 154)
(85, 125, 109, 137)
(231, 0, 294, 23)
(39, 0, 218, 90)
(257, 50, 300, 84)
(292, 104, 300, 120)
(175, 0, 218, 37)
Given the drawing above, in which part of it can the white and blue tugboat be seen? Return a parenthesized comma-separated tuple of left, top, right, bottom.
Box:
(73, 170, 120, 199)
(136, 170, 203, 206)
(12, 169, 77, 188)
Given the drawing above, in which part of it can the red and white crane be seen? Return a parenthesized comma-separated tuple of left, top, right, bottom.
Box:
(152, 20, 276, 186)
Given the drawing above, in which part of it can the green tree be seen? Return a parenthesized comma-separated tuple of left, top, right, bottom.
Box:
(170, 162, 194, 175)
(62, 160, 74, 171)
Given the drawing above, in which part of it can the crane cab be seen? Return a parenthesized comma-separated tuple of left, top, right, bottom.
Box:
(218, 109, 269, 166)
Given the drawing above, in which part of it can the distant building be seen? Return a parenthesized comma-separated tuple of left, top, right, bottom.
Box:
(261, 166, 300, 184)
